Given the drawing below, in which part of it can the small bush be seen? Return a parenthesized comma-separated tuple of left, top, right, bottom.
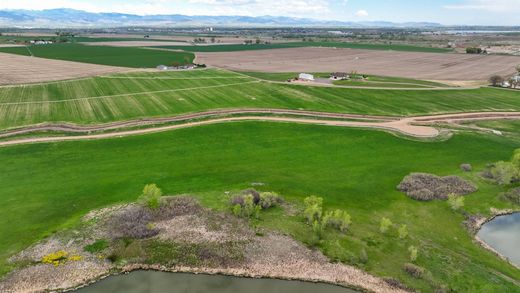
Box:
(109, 206, 159, 239)
(460, 164, 472, 172)
(383, 277, 408, 290)
(448, 194, 465, 211)
(380, 217, 393, 233)
(501, 187, 520, 205)
(138, 184, 162, 209)
(324, 209, 351, 232)
(359, 248, 368, 264)
(403, 263, 424, 278)
(258, 192, 282, 209)
(241, 189, 261, 205)
(303, 196, 323, 224)
(232, 204, 242, 217)
(408, 245, 418, 262)
(398, 224, 408, 239)
(311, 219, 325, 239)
(84, 239, 108, 253)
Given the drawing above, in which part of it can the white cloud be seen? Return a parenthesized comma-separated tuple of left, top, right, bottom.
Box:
(443, 0, 520, 12)
(355, 9, 368, 17)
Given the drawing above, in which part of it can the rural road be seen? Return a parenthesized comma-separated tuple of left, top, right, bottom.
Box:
(1, 109, 520, 147)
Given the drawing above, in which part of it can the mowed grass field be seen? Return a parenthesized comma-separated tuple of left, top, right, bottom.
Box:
(0, 122, 519, 291)
(0, 43, 195, 68)
(151, 41, 453, 53)
(1, 69, 520, 129)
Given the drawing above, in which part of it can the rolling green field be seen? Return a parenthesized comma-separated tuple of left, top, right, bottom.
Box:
(239, 72, 450, 88)
(1, 69, 520, 130)
(151, 41, 453, 53)
(0, 122, 519, 292)
(0, 43, 194, 68)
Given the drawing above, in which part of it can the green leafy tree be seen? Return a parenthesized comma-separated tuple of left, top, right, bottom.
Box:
(398, 224, 408, 239)
(380, 217, 393, 233)
(448, 194, 465, 211)
(138, 184, 162, 209)
(304, 196, 323, 224)
(325, 209, 352, 232)
(490, 161, 519, 185)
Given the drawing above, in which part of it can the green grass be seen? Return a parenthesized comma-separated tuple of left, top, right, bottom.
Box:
(240, 71, 450, 88)
(151, 41, 453, 53)
(0, 122, 519, 291)
(473, 120, 520, 133)
(0, 43, 194, 68)
(1, 69, 520, 130)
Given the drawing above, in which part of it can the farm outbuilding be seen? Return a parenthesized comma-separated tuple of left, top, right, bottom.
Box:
(330, 72, 349, 80)
(298, 73, 315, 81)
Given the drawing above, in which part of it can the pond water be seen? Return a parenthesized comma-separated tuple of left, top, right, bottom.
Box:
(477, 212, 520, 267)
(75, 270, 358, 293)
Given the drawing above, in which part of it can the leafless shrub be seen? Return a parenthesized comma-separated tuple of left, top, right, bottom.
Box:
(460, 164, 472, 172)
(383, 277, 408, 290)
(108, 197, 204, 239)
(109, 206, 159, 239)
(397, 173, 477, 201)
(403, 263, 424, 278)
(155, 196, 202, 220)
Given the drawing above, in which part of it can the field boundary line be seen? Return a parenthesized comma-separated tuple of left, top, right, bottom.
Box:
(0, 80, 260, 106)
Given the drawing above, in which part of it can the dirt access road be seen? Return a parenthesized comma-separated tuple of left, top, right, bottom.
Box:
(2, 109, 520, 147)
(195, 47, 520, 81)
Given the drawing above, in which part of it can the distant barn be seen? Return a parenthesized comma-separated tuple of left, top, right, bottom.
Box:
(330, 72, 349, 80)
(298, 73, 315, 81)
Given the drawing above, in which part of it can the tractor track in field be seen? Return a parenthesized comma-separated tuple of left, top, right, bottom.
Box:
(1, 109, 520, 147)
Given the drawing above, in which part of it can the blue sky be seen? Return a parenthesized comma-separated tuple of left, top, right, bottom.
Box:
(0, 0, 519, 25)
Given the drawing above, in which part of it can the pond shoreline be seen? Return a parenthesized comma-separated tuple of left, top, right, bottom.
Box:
(472, 209, 520, 271)
(65, 265, 368, 293)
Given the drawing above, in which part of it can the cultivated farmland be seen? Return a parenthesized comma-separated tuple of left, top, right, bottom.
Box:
(152, 41, 453, 53)
(195, 47, 520, 81)
(2, 69, 520, 130)
(0, 43, 195, 68)
(0, 52, 129, 85)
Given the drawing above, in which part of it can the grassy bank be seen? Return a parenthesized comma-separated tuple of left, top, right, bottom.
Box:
(0, 69, 520, 129)
(0, 43, 195, 68)
(151, 41, 453, 53)
(0, 122, 519, 291)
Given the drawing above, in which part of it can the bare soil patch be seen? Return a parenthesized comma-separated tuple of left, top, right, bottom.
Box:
(195, 47, 520, 81)
(0, 53, 130, 85)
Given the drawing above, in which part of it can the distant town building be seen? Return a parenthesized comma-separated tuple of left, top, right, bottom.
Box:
(298, 73, 315, 81)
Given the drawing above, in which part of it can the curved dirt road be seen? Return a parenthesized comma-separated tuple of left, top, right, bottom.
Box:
(1, 110, 520, 147)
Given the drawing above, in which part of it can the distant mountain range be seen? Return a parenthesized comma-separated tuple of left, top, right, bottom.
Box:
(0, 9, 443, 28)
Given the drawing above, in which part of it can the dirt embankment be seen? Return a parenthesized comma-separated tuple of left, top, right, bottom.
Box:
(0, 197, 405, 293)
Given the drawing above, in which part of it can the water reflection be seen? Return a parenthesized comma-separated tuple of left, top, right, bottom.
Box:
(477, 212, 520, 266)
(75, 270, 358, 293)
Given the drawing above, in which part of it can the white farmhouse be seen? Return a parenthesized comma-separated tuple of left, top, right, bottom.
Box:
(298, 73, 315, 81)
